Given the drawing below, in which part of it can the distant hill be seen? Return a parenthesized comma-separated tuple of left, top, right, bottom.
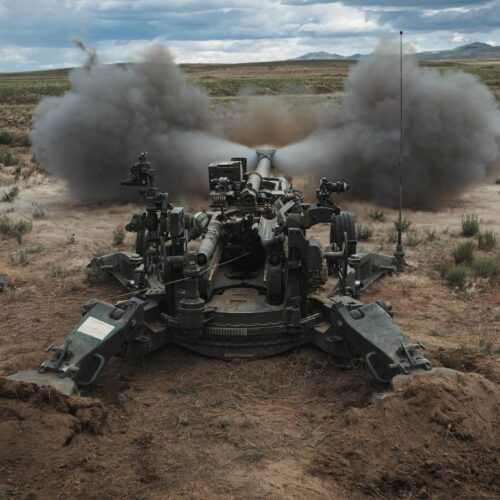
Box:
(294, 42, 500, 61)
(295, 51, 346, 61)
(416, 42, 500, 60)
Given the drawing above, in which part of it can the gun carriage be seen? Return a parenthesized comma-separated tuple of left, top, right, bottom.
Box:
(9, 149, 431, 395)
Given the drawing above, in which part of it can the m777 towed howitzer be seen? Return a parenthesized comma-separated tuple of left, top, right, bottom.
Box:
(9, 150, 431, 395)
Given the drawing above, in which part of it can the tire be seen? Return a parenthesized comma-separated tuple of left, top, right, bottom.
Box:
(330, 212, 357, 256)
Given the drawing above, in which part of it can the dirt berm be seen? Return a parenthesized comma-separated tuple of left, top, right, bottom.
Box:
(0, 364, 499, 499)
(313, 370, 500, 499)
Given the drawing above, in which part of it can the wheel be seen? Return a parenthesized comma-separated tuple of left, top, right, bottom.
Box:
(330, 212, 357, 257)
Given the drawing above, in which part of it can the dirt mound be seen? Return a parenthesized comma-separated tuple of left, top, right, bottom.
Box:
(0, 377, 107, 495)
(432, 348, 500, 384)
(313, 370, 500, 499)
(0, 377, 107, 434)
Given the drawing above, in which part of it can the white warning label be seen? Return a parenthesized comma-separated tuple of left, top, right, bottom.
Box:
(77, 316, 115, 340)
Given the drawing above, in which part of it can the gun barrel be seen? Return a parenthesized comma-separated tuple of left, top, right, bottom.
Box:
(241, 150, 274, 203)
(197, 220, 222, 267)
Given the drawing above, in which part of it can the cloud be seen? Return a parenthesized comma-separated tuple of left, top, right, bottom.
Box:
(373, 2, 500, 34)
(0, 47, 33, 64)
(0, 0, 499, 71)
(281, 0, 484, 5)
(451, 33, 473, 44)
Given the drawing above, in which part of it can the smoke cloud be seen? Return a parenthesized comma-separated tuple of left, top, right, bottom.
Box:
(31, 40, 500, 209)
(275, 40, 500, 209)
(219, 95, 317, 148)
(30, 44, 254, 201)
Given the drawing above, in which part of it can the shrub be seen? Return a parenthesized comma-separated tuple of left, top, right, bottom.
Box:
(1, 186, 19, 203)
(394, 217, 412, 233)
(0, 130, 30, 147)
(8, 243, 42, 266)
(452, 241, 475, 265)
(31, 202, 45, 218)
(385, 227, 398, 244)
(0, 215, 32, 243)
(405, 229, 422, 247)
(8, 287, 29, 300)
(9, 247, 29, 266)
(472, 255, 498, 278)
(367, 208, 385, 222)
(423, 226, 437, 242)
(357, 224, 373, 241)
(477, 230, 497, 251)
(0, 130, 14, 145)
(12, 219, 32, 243)
(0, 151, 20, 166)
(444, 263, 471, 287)
(478, 332, 499, 355)
(461, 214, 480, 237)
(0, 214, 12, 235)
(112, 224, 126, 246)
(14, 134, 31, 147)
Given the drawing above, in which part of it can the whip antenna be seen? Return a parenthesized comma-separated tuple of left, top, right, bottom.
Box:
(395, 30, 405, 271)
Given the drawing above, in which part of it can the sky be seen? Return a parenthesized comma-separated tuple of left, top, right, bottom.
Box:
(0, 0, 499, 72)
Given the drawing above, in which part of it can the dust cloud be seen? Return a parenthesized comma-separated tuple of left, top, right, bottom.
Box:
(30, 43, 254, 201)
(218, 95, 317, 148)
(275, 40, 500, 209)
(31, 40, 500, 209)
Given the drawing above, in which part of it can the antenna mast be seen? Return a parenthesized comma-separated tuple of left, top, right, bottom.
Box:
(395, 30, 405, 271)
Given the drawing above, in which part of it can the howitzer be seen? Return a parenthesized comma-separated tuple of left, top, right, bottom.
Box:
(9, 149, 431, 395)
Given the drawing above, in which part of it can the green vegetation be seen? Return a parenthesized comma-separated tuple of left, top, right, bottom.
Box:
(0, 129, 30, 146)
(0, 215, 33, 243)
(440, 216, 499, 286)
(0, 151, 20, 166)
(357, 224, 373, 241)
(477, 229, 497, 251)
(8, 286, 29, 300)
(31, 201, 45, 218)
(452, 240, 476, 265)
(472, 255, 498, 278)
(9, 243, 43, 266)
(405, 229, 422, 247)
(478, 332, 500, 355)
(385, 226, 398, 244)
(423, 226, 437, 242)
(1, 185, 19, 202)
(1, 58, 499, 104)
(394, 217, 412, 233)
(443, 263, 472, 287)
(367, 208, 385, 222)
(461, 213, 480, 237)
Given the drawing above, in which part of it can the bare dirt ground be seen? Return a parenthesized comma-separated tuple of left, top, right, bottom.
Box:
(0, 173, 499, 499)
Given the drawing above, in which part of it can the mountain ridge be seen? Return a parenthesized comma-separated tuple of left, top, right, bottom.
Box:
(294, 42, 500, 61)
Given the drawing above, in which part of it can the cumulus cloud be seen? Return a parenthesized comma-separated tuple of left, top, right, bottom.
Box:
(0, 1, 499, 71)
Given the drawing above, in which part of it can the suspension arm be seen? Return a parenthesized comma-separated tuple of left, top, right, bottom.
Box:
(8, 298, 146, 395)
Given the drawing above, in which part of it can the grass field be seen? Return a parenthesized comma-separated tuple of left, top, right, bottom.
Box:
(1, 58, 499, 106)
